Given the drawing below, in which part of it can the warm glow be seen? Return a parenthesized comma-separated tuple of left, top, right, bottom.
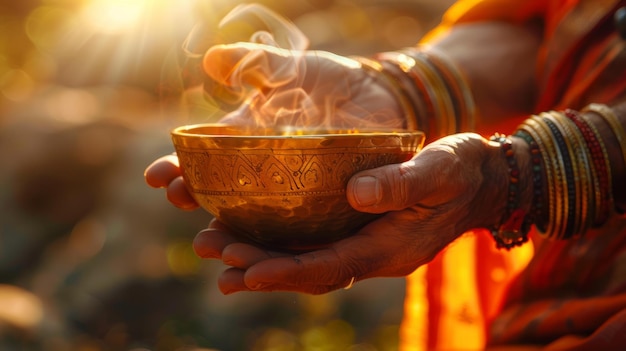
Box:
(0, 285, 43, 330)
(166, 241, 201, 276)
(81, 0, 153, 34)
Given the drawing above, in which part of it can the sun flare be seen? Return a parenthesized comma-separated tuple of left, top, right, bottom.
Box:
(81, 0, 154, 34)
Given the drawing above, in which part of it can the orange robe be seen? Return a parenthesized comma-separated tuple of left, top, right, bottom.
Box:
(401, 1, 626, 350)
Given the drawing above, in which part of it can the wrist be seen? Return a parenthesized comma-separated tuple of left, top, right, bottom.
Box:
(351, 56, 419, 131)
(581, 103, 626, 214)
(484, 133, 534, 249)
(515, 107, 622, 240)
(371, 46, 477, 141)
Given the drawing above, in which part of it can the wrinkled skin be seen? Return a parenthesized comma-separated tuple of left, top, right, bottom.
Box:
(146, 131, 510, 295)
(201, 43, 406, 129)
(145, 40, 527, 294)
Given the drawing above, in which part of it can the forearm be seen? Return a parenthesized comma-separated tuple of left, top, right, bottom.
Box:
(412, 23, 626, 224)
(429, 21, 543, 134)
(370, 21, 543, 140)
(368, 20, 626, 239)
(495, 102, 626, 245)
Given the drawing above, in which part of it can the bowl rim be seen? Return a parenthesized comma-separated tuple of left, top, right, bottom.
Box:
(171, 123, 425, 140)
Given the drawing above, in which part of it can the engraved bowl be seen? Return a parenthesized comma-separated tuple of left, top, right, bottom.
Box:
(171, 124, 425, 252)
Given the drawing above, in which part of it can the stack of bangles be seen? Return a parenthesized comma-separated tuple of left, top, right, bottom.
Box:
(354, 45, 476, 136)
(355, 47, 626, 250)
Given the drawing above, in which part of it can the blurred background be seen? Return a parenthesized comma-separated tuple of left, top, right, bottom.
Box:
(0, 0, 453, 350)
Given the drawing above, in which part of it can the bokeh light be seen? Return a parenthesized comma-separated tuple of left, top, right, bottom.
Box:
(0, 0, 453, 349)
(0, 285, 44, 330)
(0, 68, 34, 101)
(166, 241, 201, 276)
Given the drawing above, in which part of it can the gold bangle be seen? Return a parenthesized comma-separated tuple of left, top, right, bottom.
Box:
(371, 46, 477, 139)
(517, 117, 560, 238)
(408, 51, 457, 135)
(390, 52, 450, 136)
(535, 113, 569, 239)
(582, 103, 626, 168)
(417, 45, 477, 133)
(352, 56, 419, 130)
(379, 53, 432, 131)
(545, 111, 582, 237)
(578, 111, 614, 224)
(547, 111, 593, 236)
(582, 103, 626, 218)
(564, 111, 596, 233)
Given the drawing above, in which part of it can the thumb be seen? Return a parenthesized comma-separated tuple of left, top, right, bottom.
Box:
(347, 134, 490, 215)
(347, 160, 427, 214)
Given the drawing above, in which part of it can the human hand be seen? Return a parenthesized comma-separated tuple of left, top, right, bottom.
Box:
(191, 133, 525, 294)
(145, 44, 412, 209)
(202, 42, 407, 129)
(144, 154, 198, 210)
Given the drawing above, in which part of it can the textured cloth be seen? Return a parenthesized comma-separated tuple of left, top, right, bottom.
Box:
(400, 0, 626, 350)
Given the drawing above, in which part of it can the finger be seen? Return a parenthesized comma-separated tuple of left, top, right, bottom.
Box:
(207, 218, 231, 231)
(239, 215, 437, 294)
(166, 176, 198, 210)
(221, 242, 290, 269)
(144, 154, 181, 188)
(193, 225, 239, 259)
(217, 255, 346, 295)
(217, 267, 339, 295)
(243, 256, 357, 294)
(346, 161, 423, 213)
(243, 247, 352, 291)
(218, 267, 250, 294)
(203, 43, 299, 90)
(346, 147, 458, 213)
(242, 279, 350, 295)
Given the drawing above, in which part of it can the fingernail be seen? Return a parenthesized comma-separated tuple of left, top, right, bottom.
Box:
(250, 281, 271, 291)
(193, 231, 218, 258)
(352, 176, 381, 207)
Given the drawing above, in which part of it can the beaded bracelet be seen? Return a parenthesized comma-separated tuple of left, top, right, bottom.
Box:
(582, 103, 626, 215)
(516, 109, 613, 240)
(512, 130, 543, 234)
(489, 133, 529, 250)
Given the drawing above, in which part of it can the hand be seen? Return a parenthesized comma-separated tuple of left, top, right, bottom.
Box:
(191, 133, 516, 294)
(144, 154, 198, 210)
(145, 43, 413, 210)
(202, 42, 407, 129)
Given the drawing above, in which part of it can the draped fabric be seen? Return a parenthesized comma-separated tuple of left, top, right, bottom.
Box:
(400, 0, 626, 350)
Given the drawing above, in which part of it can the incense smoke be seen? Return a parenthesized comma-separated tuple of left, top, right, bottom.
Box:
(191, 4, 404, 130)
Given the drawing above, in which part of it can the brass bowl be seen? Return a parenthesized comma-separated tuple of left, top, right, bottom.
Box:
(171, 124, 425, 252)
